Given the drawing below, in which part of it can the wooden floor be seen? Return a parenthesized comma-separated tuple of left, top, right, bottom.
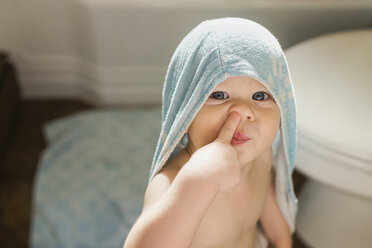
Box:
(0, 99, 309, 247)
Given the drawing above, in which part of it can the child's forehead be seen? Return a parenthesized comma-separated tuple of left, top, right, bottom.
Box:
(215, 76, 268, 90)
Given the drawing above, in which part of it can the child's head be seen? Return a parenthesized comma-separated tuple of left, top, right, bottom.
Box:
(186, 75, 281, 165)
(151, 17, 296, 176)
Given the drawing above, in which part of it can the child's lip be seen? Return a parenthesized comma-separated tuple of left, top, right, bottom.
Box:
(233, 131, 250, 141)
(231, 137, 251, 145)
(231, 131, 251, 145)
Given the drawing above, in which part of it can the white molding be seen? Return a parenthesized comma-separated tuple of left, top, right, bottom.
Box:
(14, 53, 166, 106)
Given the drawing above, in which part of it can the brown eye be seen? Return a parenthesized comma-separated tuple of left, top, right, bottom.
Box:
(209, 91, 228, 100)
(252, 92, 270, 101)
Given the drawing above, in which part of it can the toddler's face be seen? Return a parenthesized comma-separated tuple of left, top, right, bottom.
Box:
(186, 76, 280, 165)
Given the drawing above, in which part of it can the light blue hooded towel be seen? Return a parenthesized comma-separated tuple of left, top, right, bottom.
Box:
(148, 17, 298, 247)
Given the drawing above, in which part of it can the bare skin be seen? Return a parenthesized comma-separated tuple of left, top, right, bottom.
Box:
(124, 112, 273, 248)
(162, 146, 272, 248)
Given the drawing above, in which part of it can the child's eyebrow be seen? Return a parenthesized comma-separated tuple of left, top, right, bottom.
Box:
(254, 85, 271, 92)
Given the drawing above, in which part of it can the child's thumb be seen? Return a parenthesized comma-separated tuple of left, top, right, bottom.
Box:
(216, 112, 241, 144)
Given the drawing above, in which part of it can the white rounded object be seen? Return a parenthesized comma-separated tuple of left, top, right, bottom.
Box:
(285, 29, 372, 198)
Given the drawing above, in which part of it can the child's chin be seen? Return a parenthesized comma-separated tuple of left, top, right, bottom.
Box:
(237, 152, 255, 166)
(239, 146, 263, 161)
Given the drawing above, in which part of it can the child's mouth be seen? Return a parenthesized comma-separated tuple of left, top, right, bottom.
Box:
(231, 137, 251, 145)
(231, 131, 251, 145)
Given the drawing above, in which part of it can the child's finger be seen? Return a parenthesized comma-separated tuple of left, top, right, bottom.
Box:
(216, 112, 242, 144)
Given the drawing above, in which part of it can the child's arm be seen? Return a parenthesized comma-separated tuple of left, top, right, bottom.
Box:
(123, 163, 219, 248)
(259, 170, 292, 248)
(124, 112, 247, 248)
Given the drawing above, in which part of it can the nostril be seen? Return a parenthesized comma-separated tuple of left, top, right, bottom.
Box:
(246, 114, 255, 121)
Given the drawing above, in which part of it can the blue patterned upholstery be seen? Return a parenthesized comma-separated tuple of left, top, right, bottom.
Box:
(30, 108, 161, 248)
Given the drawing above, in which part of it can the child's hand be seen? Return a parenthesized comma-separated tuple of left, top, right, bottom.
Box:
(184, 111, 246, 192)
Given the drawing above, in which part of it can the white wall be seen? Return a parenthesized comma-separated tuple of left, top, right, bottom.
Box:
(1, 0, 371, 106)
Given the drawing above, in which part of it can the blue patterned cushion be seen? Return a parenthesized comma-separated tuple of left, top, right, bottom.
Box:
(30, 108, 161, 248)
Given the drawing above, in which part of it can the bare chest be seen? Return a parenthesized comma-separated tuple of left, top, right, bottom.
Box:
(190, 162, 272, 248)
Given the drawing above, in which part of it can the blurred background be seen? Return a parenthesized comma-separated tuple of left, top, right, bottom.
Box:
(1, 0, 371, 247)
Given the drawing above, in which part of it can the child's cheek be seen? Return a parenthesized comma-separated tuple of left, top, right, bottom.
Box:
(201, 109, 227, 139)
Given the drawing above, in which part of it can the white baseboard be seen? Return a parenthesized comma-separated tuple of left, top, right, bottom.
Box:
(14, 53, 165, 106)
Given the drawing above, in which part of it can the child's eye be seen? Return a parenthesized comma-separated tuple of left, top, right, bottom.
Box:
(209, 91, 228, 100)
(252, 91, 270, 101)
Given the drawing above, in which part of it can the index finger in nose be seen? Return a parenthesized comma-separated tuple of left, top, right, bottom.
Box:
(216, 112, 242, 144)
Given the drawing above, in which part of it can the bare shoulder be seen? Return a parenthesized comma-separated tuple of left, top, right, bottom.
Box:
(142, 154, 186, 213)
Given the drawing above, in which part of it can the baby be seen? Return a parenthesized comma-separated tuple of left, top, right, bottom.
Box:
(124, 17, 298, 248)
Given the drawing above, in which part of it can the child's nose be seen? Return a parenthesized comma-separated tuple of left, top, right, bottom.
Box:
(229, 100, 255, 122)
